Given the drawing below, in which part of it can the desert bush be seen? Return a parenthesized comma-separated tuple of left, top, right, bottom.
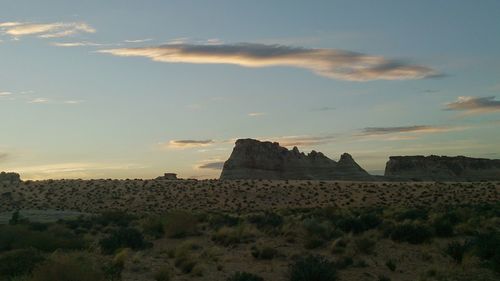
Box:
(389, 223, 432, 244)
(471, 232, 500, 272)
(385, 259, 396, 271)
(289, 255, 337, 281)
(330, 237, 349, 254)
(301, 218, 340, 248)
(334, 213, 381, 234)
(354, 237, 376, 254)
(208, 213, 240, 230)
(99, 227, 147, 254)
(251, 245, 278, 260)
(227, 271, 264, 281)
(212, 225, 255, 246)
(432, 216, 455, 237)
(154, 266, 172, 281)
(174, 241, 200, 274)
(0, 248, 45, 279)
(94, 211, 135, 227)
(445, 241, 468, 264)
(30, 252, 106, 281)
(395, 208, 428, 222)
(164, 211, 198, 238)
(247, 211, 283, 230)
(141, 216, 165, 238)
(0, 224, 85, 252)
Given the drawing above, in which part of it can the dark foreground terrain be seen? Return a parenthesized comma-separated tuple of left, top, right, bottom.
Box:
(0, 180, 499, 281)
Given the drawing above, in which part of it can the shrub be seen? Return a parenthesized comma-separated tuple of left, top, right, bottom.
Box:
(354, 237, 376, 254)
(471, 232, 500, 272)
(141, 216, 165, 238)
(94, 211, 135, 227)
(251, 245, 277, 260)
(227, 271, 264, 281)
(154, 266, 172, 281)
(208, 213, 240, 230)
(0, 248, 45, 278)
(432, 217, 454, 237)
(390, 223, 432, 244)
(212, 225, 255, 246)
(395, 209, 428, 221)
(164, 211, 198, 238)
(289, 255, 337, 281)
(174, 241, 200, 274)
(0, 224, 86, 252)
(99, 227, 147, 254)
(30, 253, 106, 281)
(247, 211, 283, 230)
(445, 241, 468, 264)
(334, 213, 381, 234)
(385, 259, 396, 271)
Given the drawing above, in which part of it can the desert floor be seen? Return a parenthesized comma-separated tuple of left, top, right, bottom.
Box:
(1, 180, 499, 214)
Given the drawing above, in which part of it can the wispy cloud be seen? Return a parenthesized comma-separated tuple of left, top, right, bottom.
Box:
(29, 98, 49, 104)
(0, 91, 13, 97)
(124, 38, 152, 43)
(311, 106, 336, 111)
(263, 135, 337, 147)
(0, 21, 95, 38)
(63, 100, 84, 104)
(0, 153, 8, 162)
(357, 125, 466, 141)
(98, 42, 439, 81)
(359, 125, 457, 135)
(165, 139, 215, 149)
(197, 161, 225, 170)
(11, 162, 147, 180)
(247, 112, 266, 117)
(51, 41, 103, 47)
(444, 96, 500, 114)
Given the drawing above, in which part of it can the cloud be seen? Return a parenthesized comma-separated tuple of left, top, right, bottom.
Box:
(51, 41, 103, 47)
(197, 161, 225, 170)
(165, 139, 215, 149)
(0, 153, 8, 162)
(124, 38, 152, 43)
(11, 162, 147, 180)
(98, 42, 439, 81)
(0, 91, 13, 97)
(444, 96, 500, 114)
(63, 100, 84, 104)
(264, 135, 337, 147)
(357, 125, 466, 140)
(248, 112, 266, 117)
(311, 106, 336, 111)
(29, 98, 49, 104)
(0, 21, 95, 38)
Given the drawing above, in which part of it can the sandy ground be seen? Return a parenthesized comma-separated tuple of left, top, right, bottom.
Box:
(1, 179, 498, 213)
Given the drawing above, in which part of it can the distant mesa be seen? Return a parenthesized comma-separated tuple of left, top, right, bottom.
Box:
(220, 138, 372, 180)
(0, 172, 21, 184)
(385, 155, 500, 181)
(155, 173, 179, 180)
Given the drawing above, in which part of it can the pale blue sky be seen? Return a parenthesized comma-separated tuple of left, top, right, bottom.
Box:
(1, 0, 499, 179)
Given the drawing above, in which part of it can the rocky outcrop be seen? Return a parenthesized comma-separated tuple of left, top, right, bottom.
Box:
(220, 139, 372, 180)
(156, 173, 178, 180)
(0, 172, 21, 184)
(384, 155, 500, 181)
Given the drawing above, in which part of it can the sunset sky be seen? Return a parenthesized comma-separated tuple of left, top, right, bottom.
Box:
(1, 0, 499, 179)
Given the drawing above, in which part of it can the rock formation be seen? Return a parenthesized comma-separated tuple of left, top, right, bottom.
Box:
(384, 155, 500, 181)
(0, 172, 21, 184)
(156, 173, 178, 180)
(220, 139, 372, 180)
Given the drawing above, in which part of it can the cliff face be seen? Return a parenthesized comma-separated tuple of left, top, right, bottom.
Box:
(385, 155, 500, 181)
(0, 172, 21, 184)
(220, 139, 372, 180)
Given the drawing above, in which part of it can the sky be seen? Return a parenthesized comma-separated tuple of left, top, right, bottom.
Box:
(1, 0, 499, 180)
